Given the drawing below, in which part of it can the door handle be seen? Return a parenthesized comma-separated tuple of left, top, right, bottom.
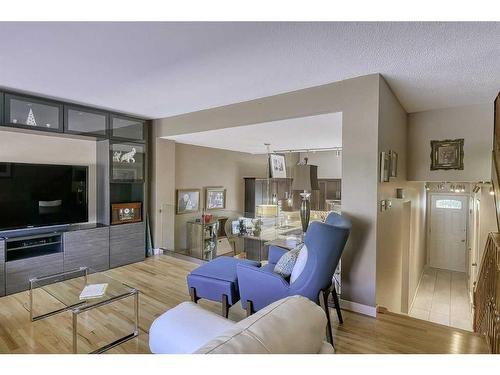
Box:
(472, 263, 477, 267)
(461, 239, 466, 242)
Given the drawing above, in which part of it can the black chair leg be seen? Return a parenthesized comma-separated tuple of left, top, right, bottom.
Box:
(189, 287, 198, 303)
(222, 294, 229, 318)
(246, 300, 253, 317)
(321, 289, 334, 346)
(331, 287, 343, 324)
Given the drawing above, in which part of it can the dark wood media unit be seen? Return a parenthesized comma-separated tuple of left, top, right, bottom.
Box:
(0, 88, 150, 297)
(0, 222, 146, 296)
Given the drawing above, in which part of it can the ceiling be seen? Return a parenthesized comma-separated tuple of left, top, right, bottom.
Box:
(0, 22, 499, 118)
(164, 112, 342, 154)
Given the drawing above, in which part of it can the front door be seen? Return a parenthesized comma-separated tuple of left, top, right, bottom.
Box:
(429, 194, 468, 272)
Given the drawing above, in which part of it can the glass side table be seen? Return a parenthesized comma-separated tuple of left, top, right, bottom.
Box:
(29, 267, 139, 354)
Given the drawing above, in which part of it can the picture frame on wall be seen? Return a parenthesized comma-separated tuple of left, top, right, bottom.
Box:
(205, 187, 226, 210)
(380, 151, 390, 182)
(388, 150, 398, 178)
(269, 153, 287, 178)
(176, 189, 200, 214)
(430, 138, 464, 170)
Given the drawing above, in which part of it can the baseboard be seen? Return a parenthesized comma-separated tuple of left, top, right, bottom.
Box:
(340, 299, 377, 317)
(408, 267, 425, 313)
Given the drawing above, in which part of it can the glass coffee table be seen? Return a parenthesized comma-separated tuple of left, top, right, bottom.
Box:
(29, 267, 139, 354)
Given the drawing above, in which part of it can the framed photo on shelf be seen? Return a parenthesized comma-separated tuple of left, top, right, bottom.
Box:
(430, 138, 464, 170)
(205, 187, 226, 210)
(176, 189, 200, 214)
(269, 153, 287, 178)
(111, 202, 142, 225)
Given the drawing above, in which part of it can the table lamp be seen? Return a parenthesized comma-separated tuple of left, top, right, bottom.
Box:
(292, 158, 319, 232)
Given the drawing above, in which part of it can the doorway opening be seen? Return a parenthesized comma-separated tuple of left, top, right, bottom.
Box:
(409, 183, 472, 331)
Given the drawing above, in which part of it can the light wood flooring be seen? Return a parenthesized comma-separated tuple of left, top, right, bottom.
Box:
(0, 255, 489, 354)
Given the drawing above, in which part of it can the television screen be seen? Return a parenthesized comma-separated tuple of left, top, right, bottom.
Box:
(0, 162, 88, 231)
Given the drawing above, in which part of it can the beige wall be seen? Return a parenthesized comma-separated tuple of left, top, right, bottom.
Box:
(408, 104, 493, 182)
(174, 143, 269, 250)
(150, 136, 176, 250)
(376, 78, 427, 314)
(153, 74, 380, 310)
(377, 182, 427, 315)
(299, 150, 342, 179)
(406, 183, 427, 308)
(0, 129, 97, 223)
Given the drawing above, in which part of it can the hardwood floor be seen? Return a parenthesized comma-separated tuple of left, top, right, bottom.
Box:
(0, 255, 489, 354)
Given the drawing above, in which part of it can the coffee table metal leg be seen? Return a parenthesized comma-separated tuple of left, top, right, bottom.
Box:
(134, 290, 139, 335)
(87, 290, 140, 354)
(29, 279, 34, 322)
(73, 311, 78, 354)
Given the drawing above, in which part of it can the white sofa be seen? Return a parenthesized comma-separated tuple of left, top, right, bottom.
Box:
(149, 295, 334, 354)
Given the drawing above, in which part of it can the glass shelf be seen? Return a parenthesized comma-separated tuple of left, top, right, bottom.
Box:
(65, 106, 108, 137)
(110, 115, 144, 141)
(4, 93, 63, 132)
(110, 142, 145, 183)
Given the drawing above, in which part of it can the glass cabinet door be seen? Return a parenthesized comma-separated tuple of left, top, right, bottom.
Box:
(0, 92, 4, 123)
(110, 142, 145, 182)
(64, 106, 108, 136)
(4, 94, 63, 132)
(110, 115, 144, 141)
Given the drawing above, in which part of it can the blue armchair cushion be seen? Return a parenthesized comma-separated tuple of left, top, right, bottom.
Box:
(273, 244, 302, 278)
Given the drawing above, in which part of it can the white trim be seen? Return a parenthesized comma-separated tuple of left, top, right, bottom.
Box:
(340, 299, 376, 317)
(408, 267, 425, 312)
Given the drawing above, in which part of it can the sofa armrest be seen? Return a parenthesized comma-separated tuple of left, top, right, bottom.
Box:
(268, 245, 288, 265)
(149, 301, 235, 354)
(236, 263, 289, 311)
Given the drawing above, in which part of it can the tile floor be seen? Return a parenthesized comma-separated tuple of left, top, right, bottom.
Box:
(409, 267, 472, 331)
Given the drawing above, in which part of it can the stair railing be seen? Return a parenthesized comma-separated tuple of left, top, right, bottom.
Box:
(473, 233, 500, 354)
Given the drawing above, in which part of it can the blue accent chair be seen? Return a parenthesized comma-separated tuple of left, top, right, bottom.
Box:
(236, 212, 351, 344)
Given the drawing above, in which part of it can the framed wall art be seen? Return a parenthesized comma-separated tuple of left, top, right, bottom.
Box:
(205, 187, 226, 210)
(380, 151, 390, 182)
(269, 153, 287, 178)
(430, 138, 464, 170)
(176, 189, 200, 214)
(388, 150, 398, 178)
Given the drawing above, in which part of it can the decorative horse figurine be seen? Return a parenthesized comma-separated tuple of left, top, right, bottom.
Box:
(112, 151, 122, 162)
(120, 148, 137, 163)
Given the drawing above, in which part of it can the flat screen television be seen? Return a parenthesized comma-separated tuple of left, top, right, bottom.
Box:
(0, 162, 88, 231)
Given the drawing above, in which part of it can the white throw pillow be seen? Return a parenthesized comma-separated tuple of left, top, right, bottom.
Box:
(290, 244, 308, 284)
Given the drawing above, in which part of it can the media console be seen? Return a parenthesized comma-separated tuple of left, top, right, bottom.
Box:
(0, 222, 145, 296)
(0, 88, 150, 297)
